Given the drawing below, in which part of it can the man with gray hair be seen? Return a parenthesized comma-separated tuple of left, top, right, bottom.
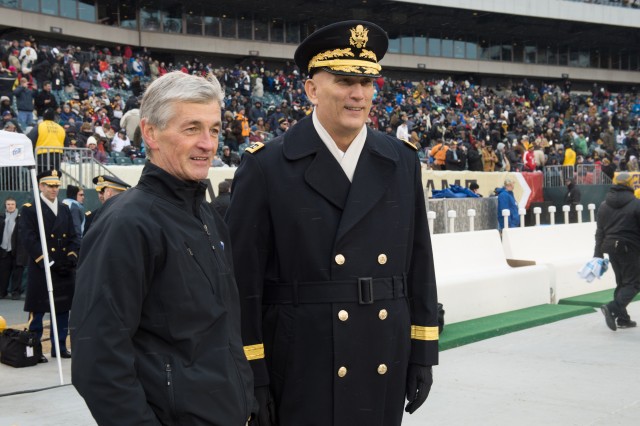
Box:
(496, 177, 520, 230)
(71, 71, 256, 425)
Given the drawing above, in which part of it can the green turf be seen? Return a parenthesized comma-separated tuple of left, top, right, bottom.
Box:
(439, 304, 595, 351)
(559, 289, 640, 308)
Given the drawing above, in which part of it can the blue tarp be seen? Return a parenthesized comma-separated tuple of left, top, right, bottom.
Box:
(431, 184, 480, 199)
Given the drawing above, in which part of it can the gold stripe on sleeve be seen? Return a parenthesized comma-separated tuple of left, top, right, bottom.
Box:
(244, 343, 265, 361)
(411, 325, 439, 341)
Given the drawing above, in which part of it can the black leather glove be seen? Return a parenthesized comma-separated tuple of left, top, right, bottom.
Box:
(405, 364, 433, 414)
(249, 385, 277, 426)
(66, 254, 78, 269)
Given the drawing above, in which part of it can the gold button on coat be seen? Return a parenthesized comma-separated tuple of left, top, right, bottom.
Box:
(51, 248, 56, 252)
(338, 310, 349, 321)
(377, 254, 387, 265)
(50, 234, 54, 238)
(338, 366, 347, 377)
(335, 254, 345, 265)
(377, 364, 388, 375)
(378, 309, 388, 320)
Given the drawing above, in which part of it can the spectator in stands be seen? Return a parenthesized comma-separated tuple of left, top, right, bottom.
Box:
(496, 177, 520, 230)
(445, 140, 466, 170)
(496, 142, 510, 171)
(466, 140, 483, 171)
(18, 40, 37, 77)
(111, 129, 131, 153)
(221, 145, 240, 167)
(3, 119, 17, 133)
(86, 136, 107, 164)
(533, 143, 546, 170)
(249, 100, 266, 124)
(59, 103, 79, 125)
(482, 144, 499, 172)
(211, 180, 231, 218)
(34, 80, 58, 118)
(0, 95, 15, 117)
(396, 112, 410, 141)
(523, 143, 537, 172)
(430, 139, 448, 170)
(595, 172, 640, 331)
(1, 110, 22, 134)
(267, 104, 285, 131)
(274, 116, 289, 137)
(12, 77, 35, 129)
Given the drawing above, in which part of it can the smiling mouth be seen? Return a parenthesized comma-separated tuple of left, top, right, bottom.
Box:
(345, 107, 364, 112)
(191, 156, 209, 161)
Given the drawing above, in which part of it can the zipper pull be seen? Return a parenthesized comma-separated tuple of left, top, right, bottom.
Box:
(203, 224, 210, 235)
(165, 363, 172, 386)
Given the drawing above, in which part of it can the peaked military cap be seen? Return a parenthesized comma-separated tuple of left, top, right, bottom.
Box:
(93, 175, 131, 192)
(294, 20, 388, 78)
(37, 169, 61, 186)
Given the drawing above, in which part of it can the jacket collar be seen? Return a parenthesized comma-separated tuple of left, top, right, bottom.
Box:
(137, 161, 207, 217)
(281, 116, 398, 239)
(282, 116, 399, 163)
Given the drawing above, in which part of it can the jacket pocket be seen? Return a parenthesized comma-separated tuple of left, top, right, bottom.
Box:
(183, 241, 215, 296)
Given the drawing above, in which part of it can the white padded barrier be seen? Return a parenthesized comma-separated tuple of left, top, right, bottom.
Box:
(501, 223, 616, 303)
(431, 229, 551, 324)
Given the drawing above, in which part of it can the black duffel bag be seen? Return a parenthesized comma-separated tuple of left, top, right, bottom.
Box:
(0, 328, 42, 368)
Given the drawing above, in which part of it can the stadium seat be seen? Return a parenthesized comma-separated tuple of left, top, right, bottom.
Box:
(110, 151, 125, 158)
(115, 157, 132, 165)
(132, 157, 146, 165)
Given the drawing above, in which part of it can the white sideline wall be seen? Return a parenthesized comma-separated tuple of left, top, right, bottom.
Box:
(431, 229, 551, 324)
(501, 223, 616, 302)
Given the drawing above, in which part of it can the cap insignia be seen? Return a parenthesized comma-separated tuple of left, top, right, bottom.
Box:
(349, 25, 369, 49)
(52, 170, 58, 177)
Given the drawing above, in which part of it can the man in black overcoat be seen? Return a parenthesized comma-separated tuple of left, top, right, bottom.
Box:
(20, 169, 79, 362)
(227, 20, 439, 426)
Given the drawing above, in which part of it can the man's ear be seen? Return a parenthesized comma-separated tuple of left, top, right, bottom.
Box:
(305, 79, 318, 106)
(140, 118, 157, 151)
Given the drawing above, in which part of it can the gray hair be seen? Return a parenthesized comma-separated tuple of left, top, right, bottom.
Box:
(504, 178, 515, 186)
(140, 71, 224, 131)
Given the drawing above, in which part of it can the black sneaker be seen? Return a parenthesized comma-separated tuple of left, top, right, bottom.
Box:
(601, 304, 617, 331)
(617, 319, 637, 329)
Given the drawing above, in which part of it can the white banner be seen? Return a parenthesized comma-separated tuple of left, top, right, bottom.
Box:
(0, 130, 35, 167)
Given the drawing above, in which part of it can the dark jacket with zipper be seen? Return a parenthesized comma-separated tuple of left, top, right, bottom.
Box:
(71, 162, 255, 425)
(594, 184, 640, 257)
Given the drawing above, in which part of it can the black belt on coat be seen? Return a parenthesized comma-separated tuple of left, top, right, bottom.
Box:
(262, 275, 407, 306)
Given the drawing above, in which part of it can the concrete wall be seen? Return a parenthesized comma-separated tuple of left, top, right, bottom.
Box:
(403, 0, 640, 28)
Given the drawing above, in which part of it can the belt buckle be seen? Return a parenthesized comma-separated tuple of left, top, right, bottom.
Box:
(358, 277, 373, 305)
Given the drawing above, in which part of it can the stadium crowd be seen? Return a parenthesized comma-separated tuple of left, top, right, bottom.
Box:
(1, 36, 639, 177)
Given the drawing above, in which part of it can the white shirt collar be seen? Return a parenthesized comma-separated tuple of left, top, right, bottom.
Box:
(312, 109, 367, 182)
(40, 192, 58, 216)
